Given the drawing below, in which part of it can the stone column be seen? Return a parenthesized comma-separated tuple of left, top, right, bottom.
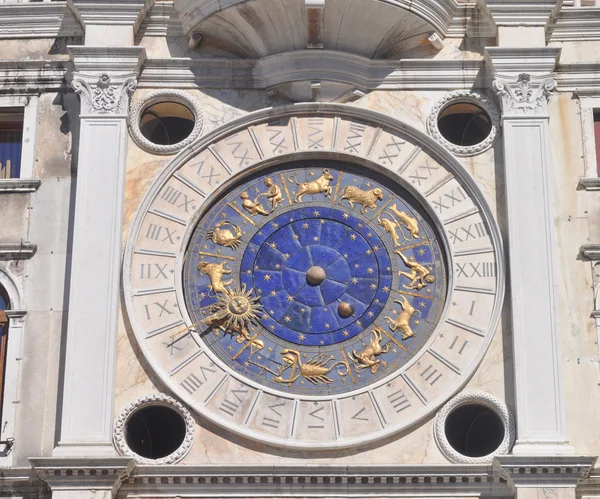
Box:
(486, 47, 572, 456)
(53, 47, 145, 457)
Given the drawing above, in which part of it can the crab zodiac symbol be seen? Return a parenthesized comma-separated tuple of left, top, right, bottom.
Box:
(206, 221, 243, 250)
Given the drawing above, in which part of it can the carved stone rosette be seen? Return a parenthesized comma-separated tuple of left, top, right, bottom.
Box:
(493, 72, 557, 117)
(72, 72, 138, 116)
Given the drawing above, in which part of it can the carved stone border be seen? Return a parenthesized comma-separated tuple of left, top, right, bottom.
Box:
(434, 391, 515, 464)
(129, 89, 204, 155)
(113, 394, 195, 465)
(427, 90, 500, 156)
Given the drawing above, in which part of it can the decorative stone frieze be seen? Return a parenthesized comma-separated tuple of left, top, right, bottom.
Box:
(493, 72, 557, 116)
(113, 394, 195, 465)
(434, 391, 515, 464)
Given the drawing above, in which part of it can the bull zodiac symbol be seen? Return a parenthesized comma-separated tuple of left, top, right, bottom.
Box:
(338, 186, 384, 214)
(197, 261, 233, 294)
(349, 327, 390, 374)
(273, 349, 349, 385)
(288, 169, 334, 203)
(384, 295, 420, 340)
(206, 221, 242, 250)
(377, 204, 420, 247)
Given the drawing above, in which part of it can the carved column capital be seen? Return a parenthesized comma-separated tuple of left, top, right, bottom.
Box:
(72, 72, 138, 116)
(493, 72, 557, 117)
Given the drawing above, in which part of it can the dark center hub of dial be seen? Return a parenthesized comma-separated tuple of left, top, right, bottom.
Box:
(306, 265, 326, 286)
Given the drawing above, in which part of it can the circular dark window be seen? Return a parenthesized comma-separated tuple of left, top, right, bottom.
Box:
(437, 103, 492, 147)
(139, 101, 195, 146)
(444, 403, 505, 458)
(125, 405, 186, 459)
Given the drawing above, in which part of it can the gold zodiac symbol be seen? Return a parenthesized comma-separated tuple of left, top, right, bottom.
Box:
(349, 327, 390, 374)
(396, 250, 435, 290)
(288, 168, 334, 203)
(256, 177, 284, 211)
(389, 204, 420, 239)
(197, 260, 233, 294)
(377, 205, 420, 246)
(206, 220, 243, 250)
(338, 186, 384, 214)
(384, 295, 420, 340)
(273, 349, 349, 385)
(240, 191, 269, 216)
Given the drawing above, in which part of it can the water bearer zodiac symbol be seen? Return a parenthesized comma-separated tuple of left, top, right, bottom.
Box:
(288, 169, 334, 202)
(273, 349, 349, 385)
(206, 220, 243, 250)
(384, 295, 419, 340)
(197, 260, 233, 294)
(377, 204, 420, 247)
(396, 250, 435, 290)
(349, 327, 390, 374)
(240, 191, 269, 216)
(338, 186, 384, 214)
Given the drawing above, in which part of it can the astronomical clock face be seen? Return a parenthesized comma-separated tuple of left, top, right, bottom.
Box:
(124, 109, 504, 449)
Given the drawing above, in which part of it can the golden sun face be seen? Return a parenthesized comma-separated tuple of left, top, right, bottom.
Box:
(213, 285, 262, 331)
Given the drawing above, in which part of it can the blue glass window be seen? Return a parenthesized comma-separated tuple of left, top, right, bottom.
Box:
(0, 110, 24, 179)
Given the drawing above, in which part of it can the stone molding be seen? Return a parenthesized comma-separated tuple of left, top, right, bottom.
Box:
(30, 457, 135, 496)
(493, 72, 557, 117)
(128, 89, 204, 154)
(0, 2, 83, 39)
(113, 393, 195, 465)
(0, 179, 41, 193)
(580, 244, 600, 260)
(580, 177, 600, 190)
(427, 90, 500, 156)
(485, 46, 561, 75)
(0, 243, 37, 260)
(70, 0, 153, 33)
(493, 455, 597, 488)
(72, 72, 138, 116)
(484, 0, 559, 26)
(433, 391, 515, 464)
(549, 6, 600, 41)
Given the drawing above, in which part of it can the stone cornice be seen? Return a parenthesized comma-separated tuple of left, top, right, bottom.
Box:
(69, 46, 146, 74)
(0, 1, 83, 39)
(548, 7, 600, 41)
(0, 179, 41, 193)
(579, 177, 600, 190)
(30, 457, 135, 495)
(484, 0, 559, 27)
(136, 0, 184, 39)
(485, 46, 561, 75)
(556, 63, 600, 93)
(139, 52, 487, 90)
(580, 244, 600, 260)
(0, 243, 37, 260)
(69, 0, 153, 34)
(493, 456, 597, 488)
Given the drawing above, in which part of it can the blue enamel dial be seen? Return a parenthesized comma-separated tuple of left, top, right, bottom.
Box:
(183, 161, 447, 396)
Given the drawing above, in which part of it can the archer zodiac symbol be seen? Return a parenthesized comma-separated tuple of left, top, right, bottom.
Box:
(197, 261, 233, 294)
(396, 250, 435, 290)
(206, 220, 243, 250)
(240, 191, 269, 216)
(349, 327, 390, 374)
(273, 349, 349, 385)
(288, 168, 334, 203)
(377, 205, 420, 246)
(384, 295, 420, 340)
(338, 186, 384, 214)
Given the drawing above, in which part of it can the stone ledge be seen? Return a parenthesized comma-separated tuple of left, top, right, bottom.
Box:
(580, 244, 600, 260)
(579, 177, 600, 190)
(0, 179, 41, 193)
(0, 243, 37, 260)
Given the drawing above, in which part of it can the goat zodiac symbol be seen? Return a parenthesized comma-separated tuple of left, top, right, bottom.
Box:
(288, 169, 334, 202)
